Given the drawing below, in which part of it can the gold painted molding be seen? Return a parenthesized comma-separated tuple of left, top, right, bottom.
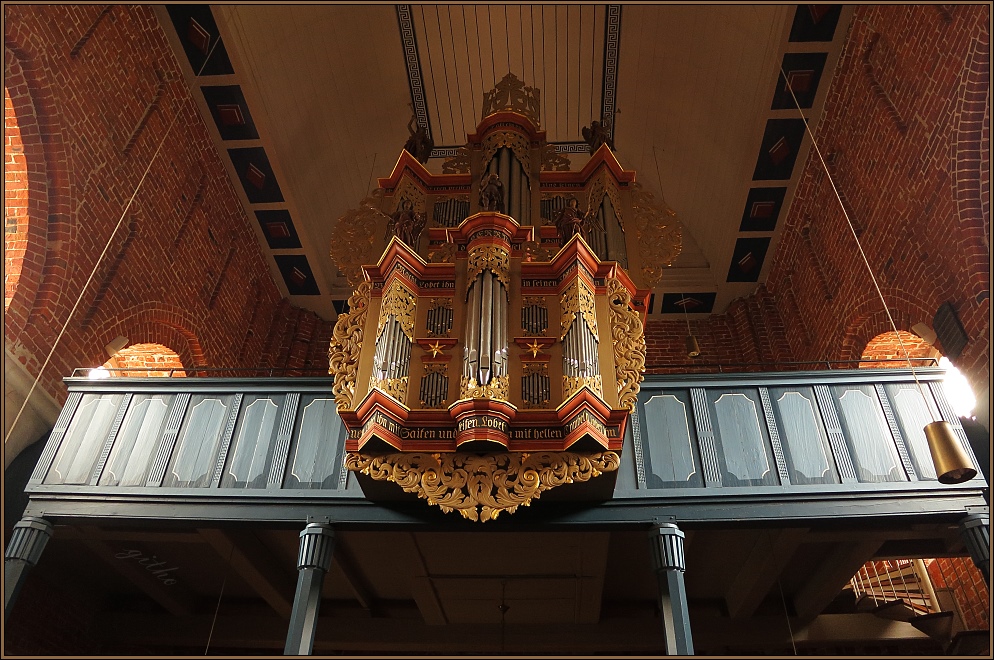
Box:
(345, 450, 621, 522)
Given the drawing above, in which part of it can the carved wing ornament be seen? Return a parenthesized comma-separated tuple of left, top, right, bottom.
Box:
(607, 277, 646, 412)
(328, 280, 372, 410)
(629, 182, 682, 288)
(330, 191, 388, 287)
(345, 450, 620, 522)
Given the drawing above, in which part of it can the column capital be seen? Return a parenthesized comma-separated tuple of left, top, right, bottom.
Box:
(648, 522, 686, 573)
(297, 523, 335, 572)
(4, 517, 53, 566)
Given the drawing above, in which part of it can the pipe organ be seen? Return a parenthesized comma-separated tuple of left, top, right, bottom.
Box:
(328, 73, 682, 521)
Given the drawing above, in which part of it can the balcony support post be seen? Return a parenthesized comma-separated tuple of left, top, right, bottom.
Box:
(648, 522, 694, 655)
(4, 516, 54, 622)
(959, 509, 989, 585)
(284, 522, 336, 655)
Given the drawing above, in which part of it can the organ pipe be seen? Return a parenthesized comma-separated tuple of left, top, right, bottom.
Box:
(462, 271, 509, 388)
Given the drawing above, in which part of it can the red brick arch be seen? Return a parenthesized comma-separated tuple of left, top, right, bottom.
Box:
(3, 47, 61, 341)
(88, 302, 209, 374)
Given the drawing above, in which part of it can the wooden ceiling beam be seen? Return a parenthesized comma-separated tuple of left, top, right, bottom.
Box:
(725, 527, 808, 619)
(76, 527, 199, 617)
(198, 528, 295, 619)
(792, 539, 883, 621)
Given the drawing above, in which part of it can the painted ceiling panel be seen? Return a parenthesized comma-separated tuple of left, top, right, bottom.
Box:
(164, 5, 849, 321)
(415, 4, 606, 145)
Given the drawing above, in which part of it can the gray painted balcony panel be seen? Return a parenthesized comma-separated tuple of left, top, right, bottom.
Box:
(21, 369, 988, 526)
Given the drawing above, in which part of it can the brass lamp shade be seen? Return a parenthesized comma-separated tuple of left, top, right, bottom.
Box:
(685, 335, 701, 358)
(924, 420, 977, 484)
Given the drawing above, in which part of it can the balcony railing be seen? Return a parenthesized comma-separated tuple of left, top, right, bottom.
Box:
(22, 367, 986, 524)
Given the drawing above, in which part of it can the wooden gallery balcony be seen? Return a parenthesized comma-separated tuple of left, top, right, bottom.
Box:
(8, 367, 988, 654)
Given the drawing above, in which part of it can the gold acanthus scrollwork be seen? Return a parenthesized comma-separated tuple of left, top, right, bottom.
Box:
(540, 144, 571, 171)
(563, 375, 604, 399)
(442, 146, 471, 174)
(628, 181, 682, 289)
(376, 279, 418, 341)
(480, 131, 532, 179)
(329, 191, 388, 287)
(459, 375, 509, 401)
(606, 278, 646, 412)
(481, 73, 542, 128)
(369, 376, 409, 402)
(560, 278, 598, 339)
(328, 280, 373, 410)
(466, 245, 510, 288)
(344, 450, 620, 522)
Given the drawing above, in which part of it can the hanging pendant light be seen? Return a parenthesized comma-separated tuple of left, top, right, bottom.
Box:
(780, 67, 976, 486)
(924, 420, 977, 484)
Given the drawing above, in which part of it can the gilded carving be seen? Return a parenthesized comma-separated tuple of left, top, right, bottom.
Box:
(391, 176, 427, 214)
(328, 281, 372, 410)
(629, 182, 682, 288)
(521, 240, 553, 263)
(585, 170, 625, 228)
(427, 242, 457, 264)
(344, 450, 621, 522)
(442, 146, 472, 174)
(481, 73, 542, 128)
(541, 144, 572, 171)
(370, 375, 409, 402)
(377, 279, 417, 341)
(564, 374, 604, 399)
(459, 375, 509, 401)
(560, 278, 598, 339)
(329, 192, 388, 287)
(607, 278, 646, 412)
(466, 245, 510, 288)
(481, 131, 532, 179)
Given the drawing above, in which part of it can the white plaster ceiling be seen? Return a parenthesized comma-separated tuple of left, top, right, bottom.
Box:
(158, 5, 852, 321)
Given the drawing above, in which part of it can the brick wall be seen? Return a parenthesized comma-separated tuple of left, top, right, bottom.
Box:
(927, 556, 990, 631)
(109, 342, 186, 377)
(3, 6, 332, 442)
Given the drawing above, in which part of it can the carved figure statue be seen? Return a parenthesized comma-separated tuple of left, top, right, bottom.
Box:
(555, 197, 587, 241)
(404, 115, 434, 164)
(581, 118, 614, 154)
(387, 198, 427, 247)
(479, 173, 505, 213)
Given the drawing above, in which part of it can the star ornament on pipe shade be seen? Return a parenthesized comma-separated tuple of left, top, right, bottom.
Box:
(427, 341, 446, 358)
(526, 340, 544, 358)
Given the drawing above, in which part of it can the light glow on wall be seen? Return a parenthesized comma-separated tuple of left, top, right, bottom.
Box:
(939, 357, 975, 418)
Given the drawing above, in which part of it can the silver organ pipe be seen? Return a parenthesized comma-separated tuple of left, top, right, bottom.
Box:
(562, 315, 601, 382)
(373, 317, 412, 389)
(486, 147, 531, 225)
(464, 273, 482, 382)
(462, 271, 509, 390)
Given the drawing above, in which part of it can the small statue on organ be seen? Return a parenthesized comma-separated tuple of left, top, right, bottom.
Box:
(478, 173, 505, 214)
